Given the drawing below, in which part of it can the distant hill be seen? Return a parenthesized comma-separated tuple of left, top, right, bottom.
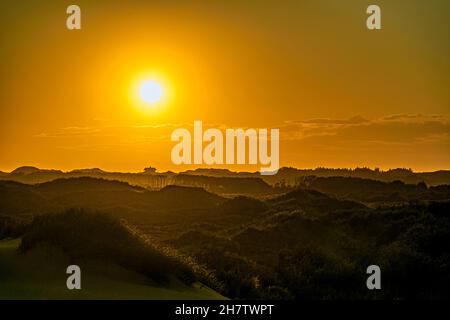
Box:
(270, 188, 367, 212)
(180, 167, 450, 186)
(173, 174, 274, 194)
(1, 166, 449, 193)
(0, 167, 276, 195)
(302, 176, 450, 203)
(0, 177, 225, 224)
(69, 168, 106, 174)
(1, 174, 450, 228)
(36, 177, 145, 194)
(10, 166, 42, 174)
(0, 180, 53, 216)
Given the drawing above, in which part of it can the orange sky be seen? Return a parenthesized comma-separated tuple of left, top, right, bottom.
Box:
(1, 0, 449, 172)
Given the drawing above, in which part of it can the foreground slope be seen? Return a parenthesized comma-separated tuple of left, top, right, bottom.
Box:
(0, 239, 223, 300)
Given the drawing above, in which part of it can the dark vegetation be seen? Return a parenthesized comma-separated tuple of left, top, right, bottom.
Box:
(183, 200, 450, 299)
(1, 174, 450, 299)
(301, 176, 450, 203)
(0, 215, 27, 239)
(19, 209, 197, 284)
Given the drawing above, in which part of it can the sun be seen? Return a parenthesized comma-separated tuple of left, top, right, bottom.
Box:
(139, 80, 164, 105)
(130, 73, 172, 114)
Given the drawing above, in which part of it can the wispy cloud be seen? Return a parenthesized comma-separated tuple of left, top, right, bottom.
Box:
(279, 114, 450, 144)
(34, 114, 450, 149)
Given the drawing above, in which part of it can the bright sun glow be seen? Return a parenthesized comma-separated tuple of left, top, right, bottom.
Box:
(139, 80, 164, 104)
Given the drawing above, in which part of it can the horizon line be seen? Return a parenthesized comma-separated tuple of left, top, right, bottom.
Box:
(1, 165, 450, 175)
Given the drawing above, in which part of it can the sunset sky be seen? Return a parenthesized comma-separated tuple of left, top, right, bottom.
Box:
(1, 0, 449, 172)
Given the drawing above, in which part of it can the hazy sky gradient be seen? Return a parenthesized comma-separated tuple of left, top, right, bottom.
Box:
(1, 0, 449, 172)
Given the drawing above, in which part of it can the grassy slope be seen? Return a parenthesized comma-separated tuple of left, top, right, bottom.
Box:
(0, 239, 225, 300)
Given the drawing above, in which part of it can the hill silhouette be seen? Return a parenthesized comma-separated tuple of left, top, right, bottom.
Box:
(301, 176, 450, 203)
(0, 177, 224, 218)
(2, 166, 450, 193)
(270, 188, 367, 212)
(20, 209, 192, 283)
